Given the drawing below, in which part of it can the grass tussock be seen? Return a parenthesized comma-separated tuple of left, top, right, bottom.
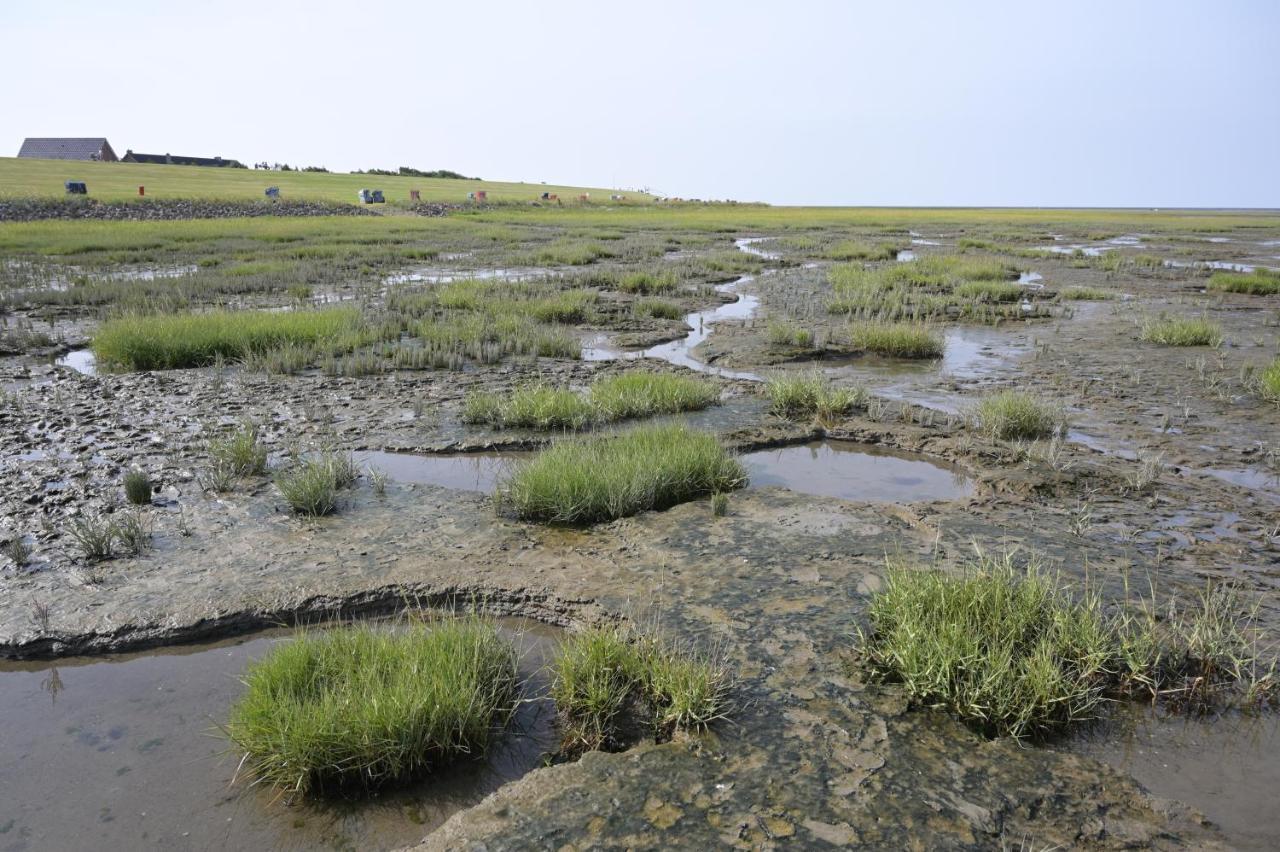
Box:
(1207, 268, 1280, 296)
(1140, 315, 1223, 347)
(464, 373, 719, 430)
(496, 424, 745, 524)
(766, 320, 815, 349)
(1060, 286, 1115, 301)
(552, 624, 731, 752)
(92, 308, 361, 371)
(850, 321, 944, 359)
(1260, 358, 1280, 403)
(825, 240, 901, 261)
(857, 552, 1278, 739)
(632, 298, 683, 320)
(764, 371, 867, 421)
(123, 470, 152, 505)
(973, 390, 1066, 441)
(224, 617, 518, 796)
(275, 451, 358, 516)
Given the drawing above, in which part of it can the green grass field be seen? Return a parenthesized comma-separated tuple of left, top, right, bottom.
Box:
(0, 156, 643, 205)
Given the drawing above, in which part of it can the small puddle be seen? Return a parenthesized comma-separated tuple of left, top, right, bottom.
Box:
(896, 250, 917, 262)
(356, 450, 521, 493)
(1163, 259, 1279, 274)
(1036, 244, 1112, 257)
(54, 348, 97, 375)
(741, 440, 972, 503)
(1060, 709, 1280, 851)
(0, 618, 560, 851)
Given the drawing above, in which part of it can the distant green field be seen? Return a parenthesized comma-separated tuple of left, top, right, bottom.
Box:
(0, 156, 645, 205)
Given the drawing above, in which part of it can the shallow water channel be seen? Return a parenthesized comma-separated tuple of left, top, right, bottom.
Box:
(0, 618, 560, 851)
(358, 439, 972, 504)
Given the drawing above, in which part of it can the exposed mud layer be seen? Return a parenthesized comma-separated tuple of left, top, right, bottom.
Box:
(3, 213, 1279, 849)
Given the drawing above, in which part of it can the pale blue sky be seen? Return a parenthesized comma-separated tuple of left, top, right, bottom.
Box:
(2, 1, 1277, 206)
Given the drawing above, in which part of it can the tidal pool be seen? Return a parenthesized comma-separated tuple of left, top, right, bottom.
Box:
(356, 449, 521, 493)
(0, 619, 560, 851)
(1060, 709, 1280, 851)
(741, 440, 972, 503)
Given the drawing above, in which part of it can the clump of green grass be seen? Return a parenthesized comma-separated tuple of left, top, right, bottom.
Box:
(710, 492, 729, 517)
(952, 280, 1023, 302)
(123, 470, 152, 505)
(463, 385, 595, 430)
(1060, 286, 1115, 300)
(588, 373, 719, 421)
(275, 451, 357, 516)
(849, 321, 944, 358)
(858, 553, 1278, 739)
(66, 514, 116, 562)
(92, 307, 362, 371)
(496, 425, 745, 524)
(1140, 315, 1223, 347)
(764, 372, 867, 421)
(207, 421, 269, 486)
(1260, 358, 1280, 403)
(1207, 268, 1280, 295)
(552, 624, 731, 752)
(972, 391, 1065, 441)
(825, 240, 901, 261)
(766, 320, 814, 349)
(464, 374, 719, 430)
(632, 298, 683, 320)
(224, 617, 518, 797)
(618, 270, 678, 295)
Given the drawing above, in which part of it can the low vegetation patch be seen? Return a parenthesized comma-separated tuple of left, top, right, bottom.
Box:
(764, 371, 867, 421)
(857, 552, 1277, 739)
(1060, 286, 1115, 300)
(224, 618, 518, 796)
(1207, 268, 1280, 295)
(766, 320, 815, 349)
(464, 373, 719, 430)
(463, 385, 595, 430)
(92, 307, 362, 371)
(1140, 315, 1223, 347)
(275, 451, 358, 516)
(972, 390, 1065, 441)
(849, 321, 944, 358)
(552, 624, 731, 752)
(632, 298, 683, 320)
(825, 240, 901, 261)
(496, 424, 745, 524)
(1260, 358, 1280, 403)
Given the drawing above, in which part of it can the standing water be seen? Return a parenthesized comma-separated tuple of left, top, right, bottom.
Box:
(0, 618, 561, 851)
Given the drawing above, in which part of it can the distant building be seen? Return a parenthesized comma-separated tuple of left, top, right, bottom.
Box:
(121, 150, 245, 168)
(18, 137, 118, 161)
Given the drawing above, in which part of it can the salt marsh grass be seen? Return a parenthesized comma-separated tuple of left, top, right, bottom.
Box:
(1060, 286, 1115, 300)
(1207, 269, 1280, 295)
(552, 624, 731, 751)
(764, 371, 867, 421)
(857, 552, 1277, 739)
(632, 298, 683, 319)
(463, 385, 595, 430)
(92, 307, 362, 370)
(973, 391, 1066, 441)
(849, 321, 944, 358)
(123, 470, 152, 505)
(224, 617, 518, 796)
(496, 424, 745, 524)
(464, 373, 719, 430)
(1260, 358, 1280, 403)
(1140, 315, 1223, 347)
